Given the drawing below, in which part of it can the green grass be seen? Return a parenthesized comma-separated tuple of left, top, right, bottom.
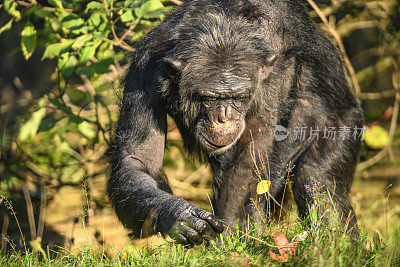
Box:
(1, 212, 400, 266)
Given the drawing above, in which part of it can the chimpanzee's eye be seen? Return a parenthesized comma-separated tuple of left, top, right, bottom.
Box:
(203, 98, 215, 107)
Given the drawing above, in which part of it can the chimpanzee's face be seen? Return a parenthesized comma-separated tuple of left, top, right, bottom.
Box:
(163, 57, 261, 153)
(193, 74, 252, 151)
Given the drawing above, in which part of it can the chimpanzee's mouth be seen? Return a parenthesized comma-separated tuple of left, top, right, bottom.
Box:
(201, 135, 227, 149)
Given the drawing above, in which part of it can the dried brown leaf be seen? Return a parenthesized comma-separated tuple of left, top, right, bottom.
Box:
(269, 231, 298, 263)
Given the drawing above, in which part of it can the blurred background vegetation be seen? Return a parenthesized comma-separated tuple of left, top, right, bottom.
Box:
(0, 0, 399, 254)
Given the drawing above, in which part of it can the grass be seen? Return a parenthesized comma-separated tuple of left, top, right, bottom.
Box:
(1, 199, 400, 266)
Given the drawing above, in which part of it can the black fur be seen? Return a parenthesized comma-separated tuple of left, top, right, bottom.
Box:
(108, 0, 363, 245)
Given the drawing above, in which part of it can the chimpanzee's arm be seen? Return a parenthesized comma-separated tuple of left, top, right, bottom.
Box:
(107, 71, 223, 245)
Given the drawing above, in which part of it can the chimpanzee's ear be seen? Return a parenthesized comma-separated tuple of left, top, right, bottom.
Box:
(265, 53, 277, 65)
(163, 58, 183, 81)
(259, 53, 277, 80)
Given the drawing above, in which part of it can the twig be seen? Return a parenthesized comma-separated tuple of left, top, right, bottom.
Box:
(360, 90, 396, 100)
(37, 188, 47, 239)
(15, 1, 73, 12)
(119, 22, 138, 44)
(356, 148, 388, 172)
(306, 0, 361, 97)
(361, 167, 400, 180)
(23, 187, 37, 241)
(387, 59, 400, 161)
(169, 0, 183, 5)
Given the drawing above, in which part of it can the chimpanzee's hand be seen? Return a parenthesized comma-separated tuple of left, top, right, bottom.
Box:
(156, 198, 224, 246)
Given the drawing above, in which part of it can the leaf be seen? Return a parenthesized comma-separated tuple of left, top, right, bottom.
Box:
(135, 0, 165, 19)
(88, 13, 108, 32)
(18, 106, 46, 142)
(75, 66, 95, 77)
(240, 258, 252, 266)
(30, 6, 52, 19)
(78, 46, 96, 65)
(49, 17, 61, 32)
(257, 180, 271, 195)
(269, 231, 298, 263)
(0, 18, 15, 35)
(227, 252, 251, 266)
(21, 21, 37, 60)
(59, 13, 86, 34)
(48, 97, 72, 114)
(58, 53, 77, 77)
(364, 125, 389, 150)
(48, 0, 64, 11)
(68, 114, 85, 124)
(86, 1, 105, 12)
(292, 231, 309, 242)
(72, 34, 93, 50)
(4, 0, 21, 20)
(92, 58, 114, 74)
(42, 39, 75, 59)
(38, 118, 62, 133)
(78, 121, 97, 139)
(121, 10, 135, 23)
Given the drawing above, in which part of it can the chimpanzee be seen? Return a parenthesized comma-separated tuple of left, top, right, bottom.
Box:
(108, 0, 363, 246)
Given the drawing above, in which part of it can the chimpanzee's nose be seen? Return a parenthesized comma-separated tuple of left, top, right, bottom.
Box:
(217, 105, 231, 123)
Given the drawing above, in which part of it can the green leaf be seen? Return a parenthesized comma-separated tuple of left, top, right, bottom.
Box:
(72, 34, 93, 50)
(86, 1, 105, 12)
(78, 45, 97, 65)
(75, 66, 95, 77)
(66, 87, 91, 104)
(37, 118, 62, 133)
(78, 121, 97, 139)
(88, 13, 108, 32)
(4, 0, 21, 20)
(18, 107, 46, 142)
(48, 0, 64, 11)
(0, 18, 14, 35)
(30, 6, 52, 19)
(48, 97, 72, 114)
(135, 0, 164, 19)
(96, 42, 114, 60)
(364, 125, 389, 150)
(21, 21, 37, 60)
(92, 58, 113, 74)
(59, 13, 86, 34)
(42, 39, 75, 59)
(58, 53, 77, 77)
(68, 114, 85, 124)
(121, 10, 135, 23)
(49, 17, 61, 32)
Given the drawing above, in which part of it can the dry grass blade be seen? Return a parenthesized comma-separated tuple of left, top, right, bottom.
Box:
(0, 196, 27, 252)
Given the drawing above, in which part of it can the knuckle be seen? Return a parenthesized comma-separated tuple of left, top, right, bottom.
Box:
(194, 220, 209, 233)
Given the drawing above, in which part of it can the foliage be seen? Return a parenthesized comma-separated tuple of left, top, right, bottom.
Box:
(0, 203, 400, 266)
(0, 0, 400, 263)
(0, 0, 172, 198)
(307, 0, 400, 170)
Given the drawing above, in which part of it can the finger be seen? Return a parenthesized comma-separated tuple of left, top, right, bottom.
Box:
(182, 224, 203, 245)
(196, 210, 225, 233)
(168, 222, 192, 246)
(189, 218, 214, 240)
(173, 232, 191, 246)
